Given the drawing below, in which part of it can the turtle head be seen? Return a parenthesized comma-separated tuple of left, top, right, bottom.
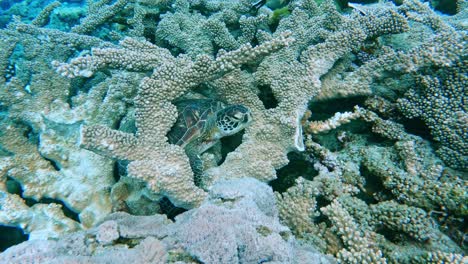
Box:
(215, 105, 252, 137)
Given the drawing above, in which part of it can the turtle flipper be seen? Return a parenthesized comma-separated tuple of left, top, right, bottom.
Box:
(184, 142, 204, 186)
(191, 155, 204, 186)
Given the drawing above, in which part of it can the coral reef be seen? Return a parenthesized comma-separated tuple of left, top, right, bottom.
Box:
(78, 32, 293, 209)
(0, 178, 333, 264)
(397, 64, 467, 169)
(0, 0, 466, 262)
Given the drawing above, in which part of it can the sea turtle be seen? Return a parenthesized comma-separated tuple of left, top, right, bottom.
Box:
(168, 99, 252, 185)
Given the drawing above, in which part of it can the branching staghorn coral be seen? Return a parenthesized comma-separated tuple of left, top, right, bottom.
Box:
(276, 148, 466, 262)
(78, 33, 294, 209)
(281, 108, 466, 261)
(154, 0, 269, 57)
(362, 139, 468, 216)
(202, 1, 410, 186)
(321, 200, 387, 264)
(307, 0, 467, 169)
(52, 1, 410, 195)
(51, 0, 413, 230)
(30, 1, 61, 27)
(53, 37, 174, 78)
(71, 0, 130, 34)
(275, 162, 360, 252)
(303, 104, 467, 215)
(397, 63, 467, 169)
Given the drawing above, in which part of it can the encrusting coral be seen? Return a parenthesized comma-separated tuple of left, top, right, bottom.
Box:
(0, 0, 467, 262)
(0, 178, 334, 264)
(0, 28, 140, 230)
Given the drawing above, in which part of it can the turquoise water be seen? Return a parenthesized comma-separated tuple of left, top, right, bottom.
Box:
(0, 0, 466, 263)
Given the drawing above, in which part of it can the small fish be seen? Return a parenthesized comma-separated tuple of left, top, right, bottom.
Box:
(251, 0, 267, 10)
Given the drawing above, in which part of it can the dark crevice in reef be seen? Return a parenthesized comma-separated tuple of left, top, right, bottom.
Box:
(6, 176, 21, 195)
(118, 113, 136, 134)
(27, 198, 80, 223)
(308, 96, 367, 121)
(211, 42, 224, 59)
(376, 226, 407, 243)
(376, 226, 402, 243)
(219, 130, 245, 165)
(68, 78, 85, 106)
(0, 103, 7, 113)
(359, 164, 393, 203)
(69, 73, 109, 107)
(112, 237, 139, 249)
(21, 123, 38, 144)
(257, 84, 278, 109)
(312, 120, 382, 151)
(315, 195, 331, 216)
(432, 0, 458, 15)
(116, 160, 130, 179)
(42, 156, 61, 171)
(190, 5, 216, 17)
(355, 189, 379, 205)
(400, 117, 433, 141)
(312, 130, 346, 152)
(113, 161, 122, 182)
(112, 112, 128, 130)
(142, 13, 160, 44)
(0, 225, 28, 252)
(250, 36, 260, 50)
(143, 26, 156, 44)
(240, 64, 258, 74)
(6, 177, 81, 222)
(270, 152, 318, 193)
(158, 197, 187, 221)
(362, 127, 396, 146)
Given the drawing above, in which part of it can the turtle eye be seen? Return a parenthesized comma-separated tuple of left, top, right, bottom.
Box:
(233, 112, 243, 120)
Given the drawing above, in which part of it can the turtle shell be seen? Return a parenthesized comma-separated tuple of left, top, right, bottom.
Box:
(168, 99, 225, 149)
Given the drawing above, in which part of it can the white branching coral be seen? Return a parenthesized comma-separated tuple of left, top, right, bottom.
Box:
(321, 200, 387, 264)
(305, 106, 366, 134)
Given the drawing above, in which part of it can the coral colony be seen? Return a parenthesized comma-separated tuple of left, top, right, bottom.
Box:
(0, 0, 466, 263)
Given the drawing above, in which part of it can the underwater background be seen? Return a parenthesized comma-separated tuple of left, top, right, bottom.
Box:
(0, 0, 466, 263)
